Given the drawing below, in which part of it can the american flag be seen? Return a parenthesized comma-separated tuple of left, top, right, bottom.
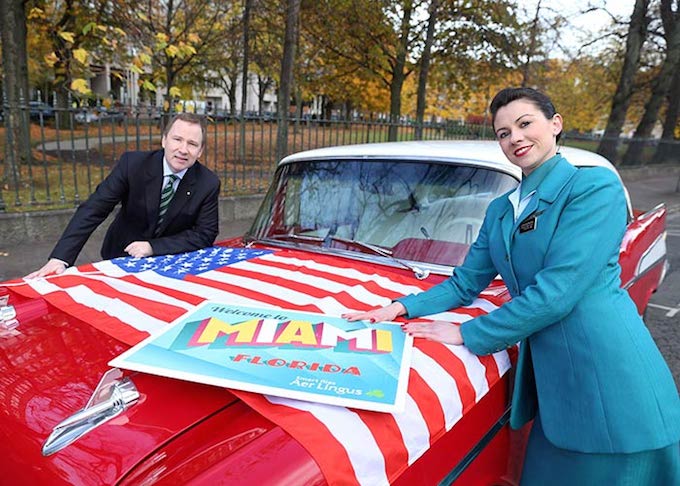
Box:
(8, 246, 512, 486)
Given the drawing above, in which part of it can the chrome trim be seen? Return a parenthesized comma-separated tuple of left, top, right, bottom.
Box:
(636, 231, 667, 279)
(0, 305, 16, 322)
(42, 369, 139, 456)
(636, 202, 666, 221)
(623, 255, 668, 290)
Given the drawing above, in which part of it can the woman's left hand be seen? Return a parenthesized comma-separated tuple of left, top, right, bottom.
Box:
(402, 320, 463, 345)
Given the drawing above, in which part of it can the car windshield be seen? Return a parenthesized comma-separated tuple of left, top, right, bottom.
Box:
(247, 159, 518, 267)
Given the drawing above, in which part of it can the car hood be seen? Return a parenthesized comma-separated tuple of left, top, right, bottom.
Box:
(0, 300, 247, 484)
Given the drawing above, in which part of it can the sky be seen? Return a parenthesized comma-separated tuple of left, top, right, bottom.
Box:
(519, 0, 637, 55)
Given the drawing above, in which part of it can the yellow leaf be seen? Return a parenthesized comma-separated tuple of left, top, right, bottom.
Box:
(155, 33, 169, 44)
(28, 7, 44, 20)
(130, 65, 144, 74)
(138, 53, 151, 65)
(96, 25, 107, 32)
(180, 44, 197, 56)
(165, 45, 180, 58)
(137, 12, 149, 22)
(114, 27, 126, 37)
(73, 48, 88, 64)
(142, 80, 157, 92)
(102, 98, 112, 108)
(169, 87, 182, 98)
(71, 78, 91, 95)
(44, 52, 59, 67)
(187, 33, 201, 44)
(58, 31, 75, 43)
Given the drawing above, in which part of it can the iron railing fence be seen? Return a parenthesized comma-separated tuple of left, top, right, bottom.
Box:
(1, 100, 678, 212)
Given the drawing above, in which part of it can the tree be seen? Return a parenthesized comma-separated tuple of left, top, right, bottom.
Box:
(652, 63, 680, 163)
(597, 0, 651, 163)
(276, 0, 301, 160)
(0, 0, 31, 205)
(622, 0, 680, 165)
(112, 0, 237, 105)
(414, 0, 439, 139)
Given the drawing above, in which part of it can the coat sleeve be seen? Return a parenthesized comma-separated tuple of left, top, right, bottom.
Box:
(149, 174, 221, 255)
(49, 154, 131, 265)
(460, 167, 628, 355)
(396, 198, 500, 317)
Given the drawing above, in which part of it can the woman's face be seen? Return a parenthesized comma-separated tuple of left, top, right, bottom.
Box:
(493, 98, 563, 176)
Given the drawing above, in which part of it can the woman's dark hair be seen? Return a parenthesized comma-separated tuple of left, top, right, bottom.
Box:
(490, 87, 561, 142)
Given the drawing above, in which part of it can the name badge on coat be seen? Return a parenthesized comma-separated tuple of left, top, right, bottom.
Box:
(519, 210, 543, 233)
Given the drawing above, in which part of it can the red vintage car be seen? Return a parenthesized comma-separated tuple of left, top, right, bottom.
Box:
(0, 141, 668, 485)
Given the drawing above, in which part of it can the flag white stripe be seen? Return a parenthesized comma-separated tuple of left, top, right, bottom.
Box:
(467, 297, 499, 313)
(263, 253, 426, 296)
(265, 395, 390, 486)
(492, 350, 512, 376)
(94, 261, 281, 309)
(26, 279, 166, 334)
(235, 260, 393, 307)
(410, 348, 464, 430)
(74, 273, 196, 312)
(443, 344, 489, 401)
(201, 270, 357, 314)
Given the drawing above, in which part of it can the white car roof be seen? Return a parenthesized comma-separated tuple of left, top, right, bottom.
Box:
(279, 140, 619, 182)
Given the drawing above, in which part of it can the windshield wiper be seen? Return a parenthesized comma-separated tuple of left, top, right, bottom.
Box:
(244, 232, 324, 247)
(327, 235, 430, 280)
(245, 232, 430, 280)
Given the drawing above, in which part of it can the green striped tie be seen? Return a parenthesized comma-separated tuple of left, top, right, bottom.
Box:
(155, 174, 178, 236)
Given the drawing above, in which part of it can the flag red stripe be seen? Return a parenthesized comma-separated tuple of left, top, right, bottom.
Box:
(234, 391, 362, 486)
(406, 368, 446, 444)
(46, 275, 186, 322)
(257, 257, 404, 302)
(417, 340, 478, 414)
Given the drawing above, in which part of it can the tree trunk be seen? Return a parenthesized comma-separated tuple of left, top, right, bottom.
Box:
(415, 0, 439, 140)
(623, 0, 680, 165)
(0, 0, 32, 207)
(388, 0, 414, 141)
(652, 66, 680, 164)
(521, 0, 542, 87)
(276, 0, 300, 161)
(596, 0, 650, 164)
(240, 0, 252, 163)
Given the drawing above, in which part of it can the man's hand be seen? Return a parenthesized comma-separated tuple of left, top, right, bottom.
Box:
(25, 258, 68, 279)
(124, 241, 153, 258)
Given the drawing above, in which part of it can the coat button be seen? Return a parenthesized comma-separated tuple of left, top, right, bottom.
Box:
(505, 254, 509, 261)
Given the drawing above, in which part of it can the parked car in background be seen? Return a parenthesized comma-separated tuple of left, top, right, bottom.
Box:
(74, 108, 99, 123)
(0, 141, 668, 485)
(28, 101, 54, 120)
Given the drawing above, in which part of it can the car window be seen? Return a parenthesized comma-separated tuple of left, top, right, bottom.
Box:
(249, 159, 517, 267)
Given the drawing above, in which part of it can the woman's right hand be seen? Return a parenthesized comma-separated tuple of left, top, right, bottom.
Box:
(342, 301, 406, 323)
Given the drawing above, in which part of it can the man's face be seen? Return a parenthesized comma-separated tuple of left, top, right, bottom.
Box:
(161, 119, 204, 173)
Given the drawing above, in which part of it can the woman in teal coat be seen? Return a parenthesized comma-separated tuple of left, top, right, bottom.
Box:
(344, 87, 680, 484)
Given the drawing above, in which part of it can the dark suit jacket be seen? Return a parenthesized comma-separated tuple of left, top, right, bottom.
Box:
(50, 150, 220, 265)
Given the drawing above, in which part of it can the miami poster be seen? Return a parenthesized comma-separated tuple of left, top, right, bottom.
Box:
(109, 302, 414, 412)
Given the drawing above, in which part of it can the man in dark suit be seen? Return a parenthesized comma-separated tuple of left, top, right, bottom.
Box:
(27, 112, 220, 278)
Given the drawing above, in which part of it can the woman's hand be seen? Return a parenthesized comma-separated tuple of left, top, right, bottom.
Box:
(402, 320, 463, 345)
(342, 301, 406, 323)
